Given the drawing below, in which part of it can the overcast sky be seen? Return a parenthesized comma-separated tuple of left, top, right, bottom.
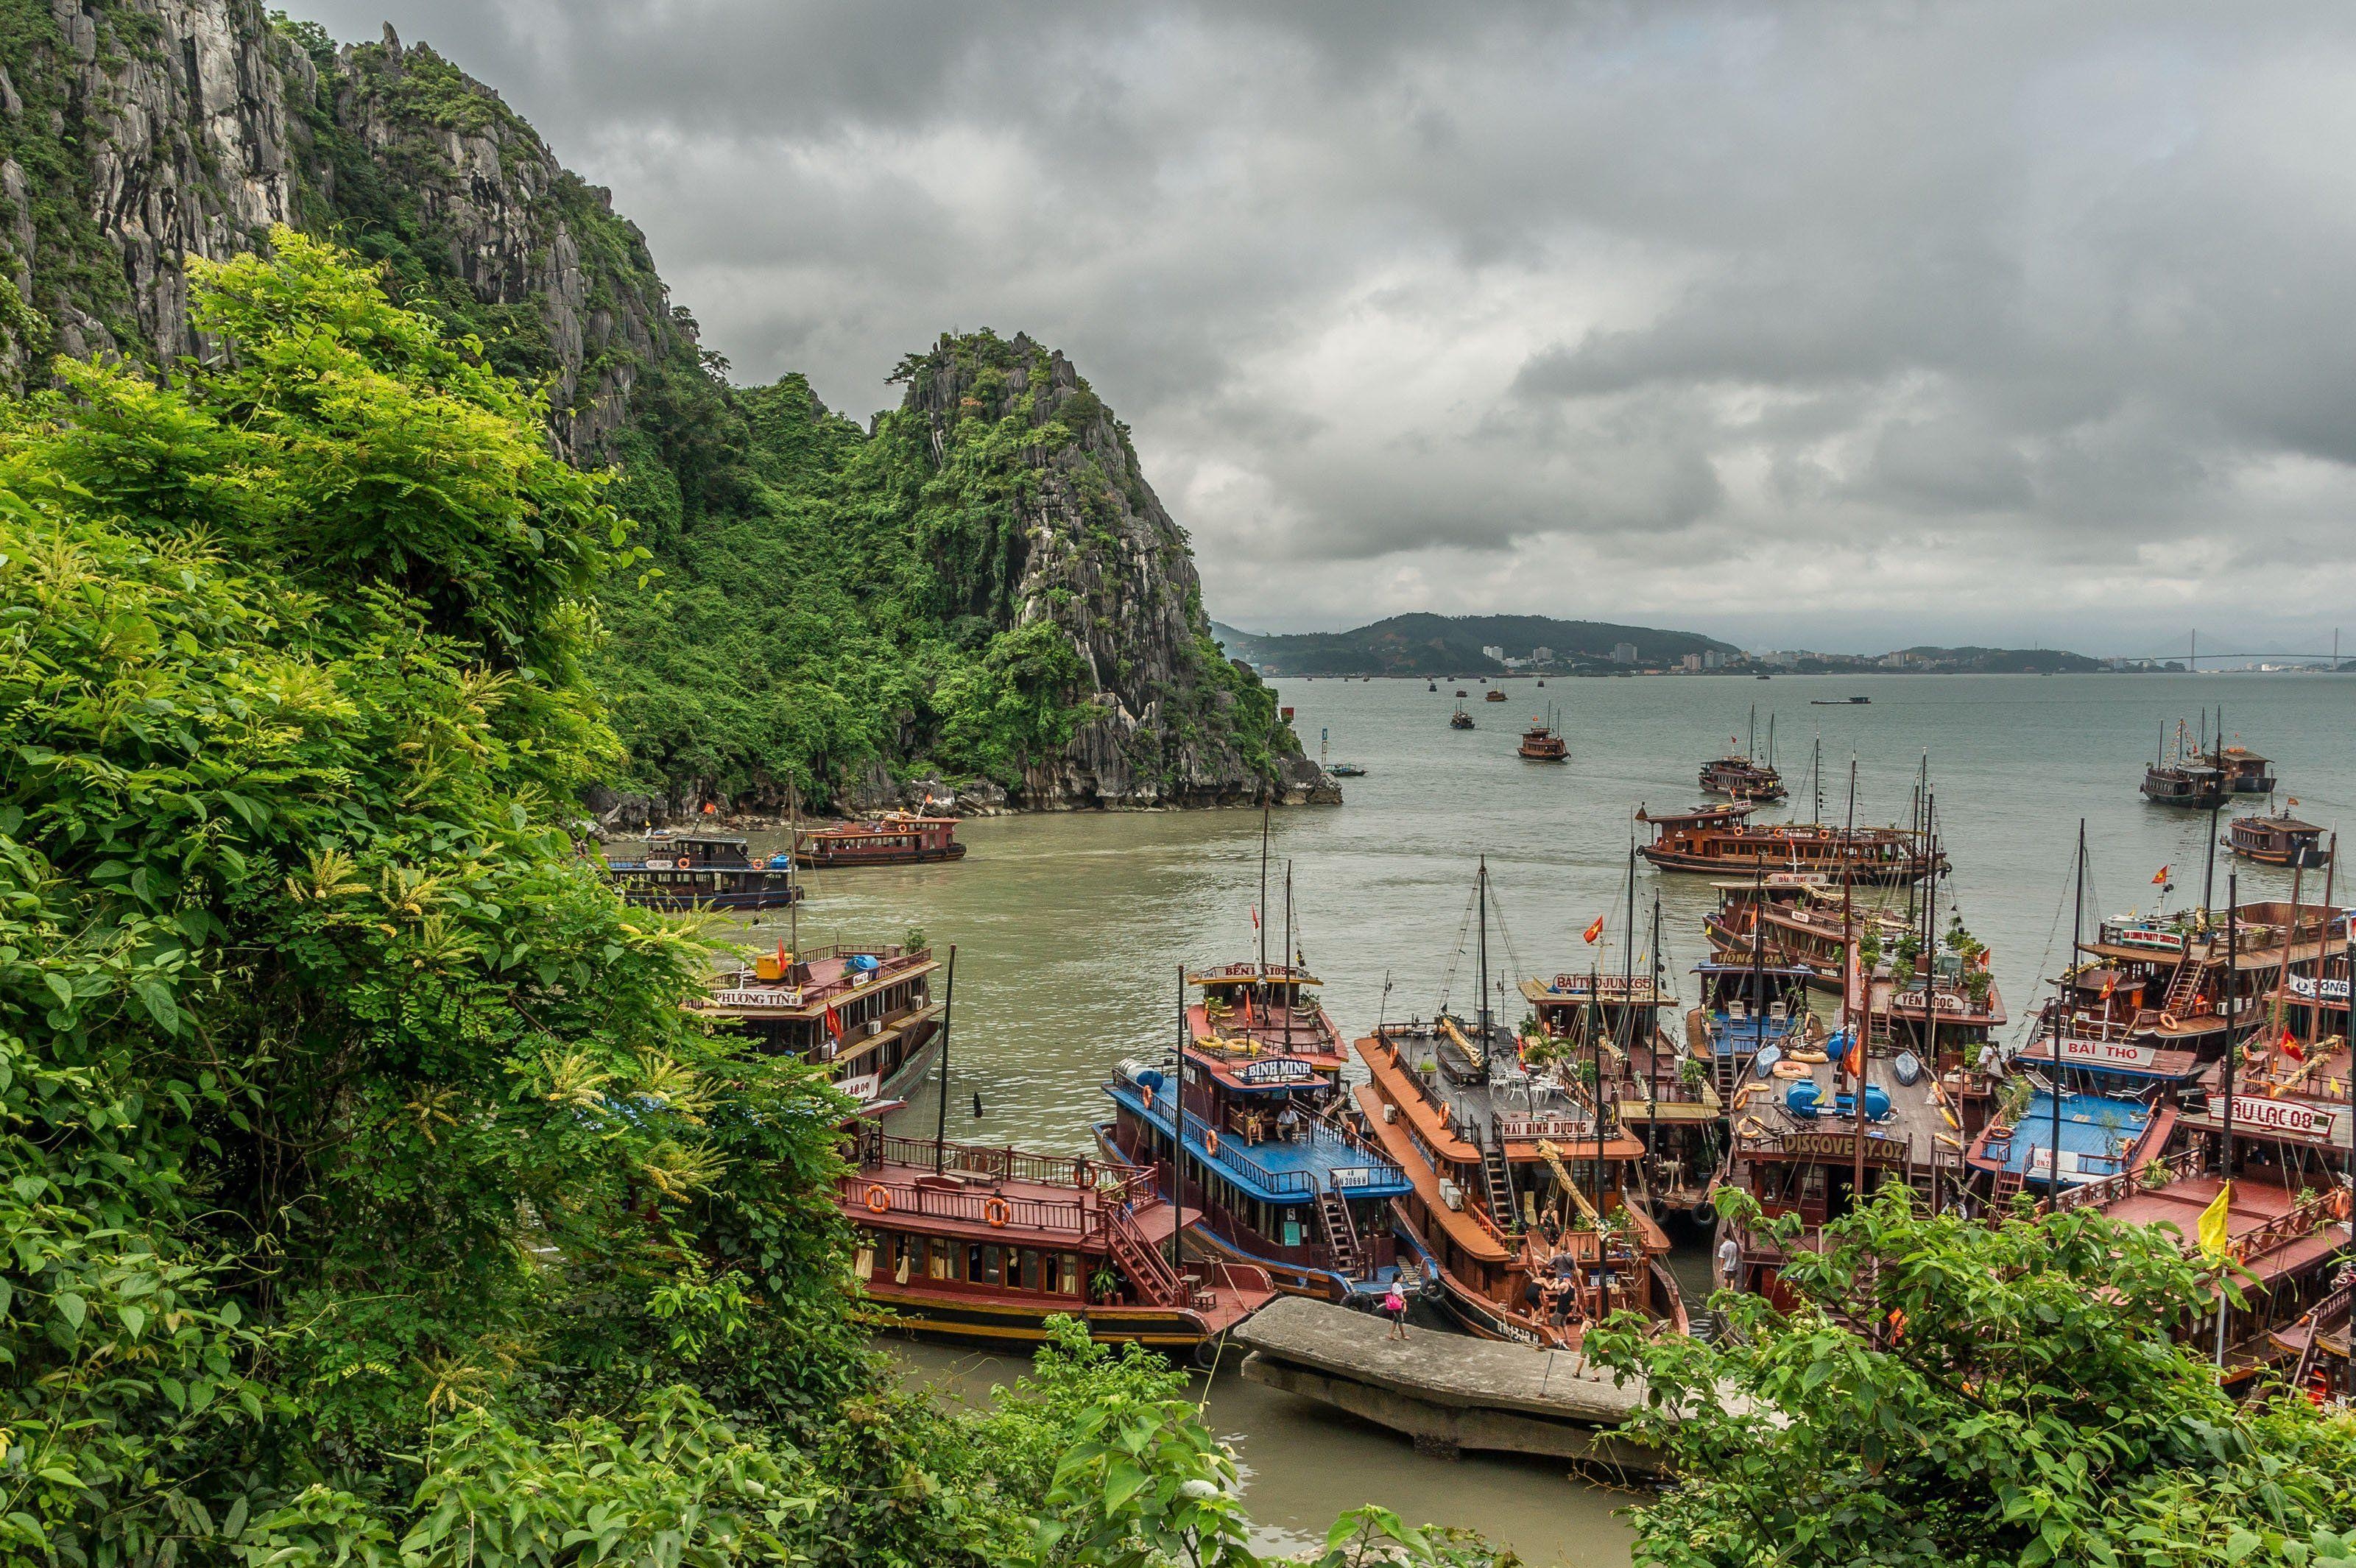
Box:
(286, 1, 2356, 655)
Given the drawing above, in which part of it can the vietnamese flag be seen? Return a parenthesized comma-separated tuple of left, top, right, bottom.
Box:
(824, 1003, 842, 1039)
(1582, 915, 1606, 944)
(2152, 865, 2170, 886)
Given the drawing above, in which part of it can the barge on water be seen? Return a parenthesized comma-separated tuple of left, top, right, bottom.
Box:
(688, 941, 944, 1112)
(604, 834, 800, 911)
(798, 814, 966, 868)
(1636, 802, 1946, 885)
(843, 1126, 1274, 1355)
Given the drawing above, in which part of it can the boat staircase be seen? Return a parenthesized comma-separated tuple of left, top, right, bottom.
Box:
(1103, 1201, 1191, 1308)
(2290, 1281, 2352, 1391)
(1992, 1165, 2027, 1204)
(1314, 1190, 1364, 1276)
(1480, 1126, 1520, 1235)
(2156, 960, 2204, 1023)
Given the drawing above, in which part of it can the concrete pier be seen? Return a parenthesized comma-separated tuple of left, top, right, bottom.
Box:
(1232, 1297, 1667, 1474)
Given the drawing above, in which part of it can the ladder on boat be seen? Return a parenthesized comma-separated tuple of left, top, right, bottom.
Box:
(1992, 1165, 2026, 1204)
(1103, 1203, 1191, 1307)
(2159, 960, 2204, 1020)
(1480, 1125, 1520, 1235)
(1314, 1190, 1363, 1277)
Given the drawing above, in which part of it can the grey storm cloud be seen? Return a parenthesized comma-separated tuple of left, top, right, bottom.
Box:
(283, 0, 2356, 653)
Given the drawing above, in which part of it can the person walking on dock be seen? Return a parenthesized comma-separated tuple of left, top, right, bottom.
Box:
(1382, 1284, 1408, 1340)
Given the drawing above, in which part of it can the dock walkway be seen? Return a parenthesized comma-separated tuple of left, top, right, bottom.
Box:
(1233, 1296, 1667, 1472)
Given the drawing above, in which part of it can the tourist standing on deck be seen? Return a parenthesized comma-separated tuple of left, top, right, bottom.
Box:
(1717, 1234, 1740, 1293)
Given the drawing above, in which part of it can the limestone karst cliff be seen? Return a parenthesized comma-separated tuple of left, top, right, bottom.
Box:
(1, 0, 1319, 812)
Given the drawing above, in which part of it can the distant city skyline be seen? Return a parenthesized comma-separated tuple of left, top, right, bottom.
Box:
(287, 1, 2356, 651)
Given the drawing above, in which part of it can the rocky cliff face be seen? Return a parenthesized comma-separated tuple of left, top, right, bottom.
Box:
(3, 3, 1325, 814)
(891, 332, 1325, 810)
(2, 2, 681, 456)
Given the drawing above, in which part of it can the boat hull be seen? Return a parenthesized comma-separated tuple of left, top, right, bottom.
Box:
(804, 844, 968, 869)
(861, 1285, 1227, 1352)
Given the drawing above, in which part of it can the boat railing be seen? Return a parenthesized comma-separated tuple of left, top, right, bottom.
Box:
(2045, 1145, 2203, 1214)
(842, 1172, 1100, 1236)
(2216, 1186, 2351, 1263)
(866, 1131, 1116, 1196)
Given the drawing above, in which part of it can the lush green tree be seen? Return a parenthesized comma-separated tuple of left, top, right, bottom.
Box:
(1591, 1189, 2356, 1567)
(0, 231, 1497, 1568)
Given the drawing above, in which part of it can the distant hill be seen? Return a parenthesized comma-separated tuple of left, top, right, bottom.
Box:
(1890, 646, 2106, 674)
(1210, 613, 1738, 676)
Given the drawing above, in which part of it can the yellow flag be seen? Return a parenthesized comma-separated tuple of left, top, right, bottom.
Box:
(2198, 1180, 2233, 1259)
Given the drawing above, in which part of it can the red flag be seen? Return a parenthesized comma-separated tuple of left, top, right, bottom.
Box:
(2282, 1027, 2304, 1062)
(2100, 972, 2117, 1000)
(2152, 865, 2170, 886)
(1842, 1028, 1864, 1078)
(1249, 904, 1260, 930)
(1582, 915, 1606, 944)
(823, 1004, 842, 1039)
(776, 940, 789, 970)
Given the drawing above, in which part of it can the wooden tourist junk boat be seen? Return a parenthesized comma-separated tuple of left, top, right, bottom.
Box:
(1350, 864, 1689, 1348)
(2140, 712, 2274, 809)
(1701, 873, 1905, 994)
(1521, 968, 1721, 1223)
(688, 941, 945, 1112)
(1699, 708, 1785, 802)
(797, 814, 966, 869)
(1637, 802, 1947, 886)
(603, 834, 800, 912)
(2226, 805, 2332, 869)
(1450, 708, 1476, 730)
(1517, 713, 1568, 761)
(842, 1125, 1274, 1354)
(1097, 961, 1414, 1302)
(1484, 689, 1509, 702)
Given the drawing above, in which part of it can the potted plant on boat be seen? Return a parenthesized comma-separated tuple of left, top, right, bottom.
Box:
(1989, 1073, 2033, 1138)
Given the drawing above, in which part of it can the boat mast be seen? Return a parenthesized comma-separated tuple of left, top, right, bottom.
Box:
(1282, 861, 1296, 1048)
(2055, 821, 2082, 1199)
(2308, 838, 2337, 1056)
(1751, 859, 1767, 1024)
(934, 945, 957, 1173)
(787, 776, 802, 952)
(1647, 893, 1664, 1173)
(1749, 702, 1757, 760)
(2216, 875, 2239, 1369)
(1846, 757, 1865, 1204)
(1766, 712, 1777, 771)
(1813, 735, 1824, 824)
(1258, 800, 1272, 989)
(1476, 857, 1492, 1053)
(1171, 964, 1188, 1268)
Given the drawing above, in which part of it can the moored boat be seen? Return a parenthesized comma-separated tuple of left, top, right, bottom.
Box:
(688, 940, 945, 1111)
(604, 834, 800, 911)
(2226, 805, 2331, 869)
(1699, 707, 1785, 802)
(1637, 802, 1946, 885)
(798, 814, 967, 868)
(1484, 688, 1508, 702)
(842, 1126, 1274, 1354)
(1351, 864, 1689, 1347)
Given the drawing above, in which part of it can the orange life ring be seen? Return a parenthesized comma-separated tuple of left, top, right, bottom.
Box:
(864, 1183, 890, 1213)
(982, 1196, 1012, 1228)
(2160, 1011, 2180, 1031)
(1140, 1084, 1155, 1109)
(1205, 1128, 1221, 1156)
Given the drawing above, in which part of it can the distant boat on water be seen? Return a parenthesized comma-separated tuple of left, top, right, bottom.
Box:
(1330, 762, 1367, 777)
(1810, 696, 1869, 705)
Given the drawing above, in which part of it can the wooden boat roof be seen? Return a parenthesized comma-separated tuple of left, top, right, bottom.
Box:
(2233, 813, 2324, 836)
(1636, 801, 1756, 827)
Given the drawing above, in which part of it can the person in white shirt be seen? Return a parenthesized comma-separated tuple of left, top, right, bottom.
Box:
(1717, 1235, 1740, 1293)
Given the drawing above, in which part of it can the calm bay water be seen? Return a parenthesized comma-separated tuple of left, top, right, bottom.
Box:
(713, 670, 2355, 1564)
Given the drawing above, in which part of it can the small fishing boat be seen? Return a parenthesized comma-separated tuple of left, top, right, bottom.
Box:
(2226, 805, 2331, 869)
(604, 834, 800, 911)
(798, 814, 966, 868)
(1450, 709, 1476, 730)
(1809, 696, 1870, 706)
(1428, 680, 1438, 693)
(1455, 688, 1468, 697)
(1517, 713, 1568, 761)
(1329, 762, 1367, 777)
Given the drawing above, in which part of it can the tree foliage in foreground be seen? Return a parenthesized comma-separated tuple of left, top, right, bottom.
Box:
(1593, 1188, 2356, 1568)
(0, 230, 1498, 1567)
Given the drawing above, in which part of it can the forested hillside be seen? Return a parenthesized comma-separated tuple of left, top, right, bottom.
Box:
(0, 0, 1313, 816)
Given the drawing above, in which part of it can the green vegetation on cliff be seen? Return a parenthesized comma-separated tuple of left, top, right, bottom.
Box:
(0, 232, 1475, 1568)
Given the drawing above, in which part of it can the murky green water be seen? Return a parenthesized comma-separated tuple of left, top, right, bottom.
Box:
(706, 671, 2354, 1564)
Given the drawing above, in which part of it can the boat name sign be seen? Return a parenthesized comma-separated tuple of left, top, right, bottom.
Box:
(1239, 1056, 1320, 1086)
(1774, 1129, 1908, 1163)
(2226, 1095, 2341, 1141)
(713, 987, 804, 1009)
(2287, 975, 2352, 1003)
(2059, 1036, 2164, 1070)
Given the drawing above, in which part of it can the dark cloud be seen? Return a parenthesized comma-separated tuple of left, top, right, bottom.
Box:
(285, 0, 2356, 652)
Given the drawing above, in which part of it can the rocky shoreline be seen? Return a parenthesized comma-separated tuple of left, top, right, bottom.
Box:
(582, 757, 1341, 834)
